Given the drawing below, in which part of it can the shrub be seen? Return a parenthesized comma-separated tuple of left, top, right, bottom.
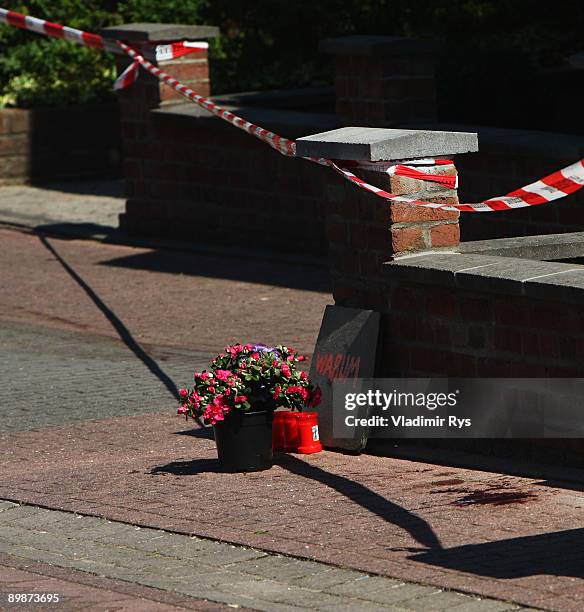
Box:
(0, 0, 582, 121)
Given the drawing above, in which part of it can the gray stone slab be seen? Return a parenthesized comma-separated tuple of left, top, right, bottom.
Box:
(296, 127, 478, 162)
(386, 252, 584, 303)
(153, 102, 340, 137)
(523, 269, 584, 302)
(454, 260, 582, 295)
(101, 23, 219, 42)
(320, 35, 437, 57)
(385, 253, 504, 287)
(459, 232, 584, 261)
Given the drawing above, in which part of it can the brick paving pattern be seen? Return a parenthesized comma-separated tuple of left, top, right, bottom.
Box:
(0, 502, 525, 611)
(0, 321, 211, 432)
(0, 223, 581, 611)
(0, 412, 581, 611)
(0, 229, 332, 356)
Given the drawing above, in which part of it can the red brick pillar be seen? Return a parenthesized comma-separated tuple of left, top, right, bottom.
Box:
(296, 127, 478, 309)
(100, 23, 218, 227)
(320, 36, 437, 127)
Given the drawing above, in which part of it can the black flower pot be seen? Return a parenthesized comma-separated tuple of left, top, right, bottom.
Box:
(213, 409, 274, 472)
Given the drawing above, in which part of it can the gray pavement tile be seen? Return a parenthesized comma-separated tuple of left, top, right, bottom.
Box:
(217, 576, 335, 607)
(318, 601, 405, 612)
(291, 567, 369, 589)
(189, 547, 268, 566)
(0, 501, 18, 512)
(233, 554, 329, 580)
(0, 501, 532, 611)
(451, 599, 522, 611)
(365, 583, 442, 606)
(325, 575, 405, 597)
(0, 506, 46, 523)
(399, 590, 481, 610)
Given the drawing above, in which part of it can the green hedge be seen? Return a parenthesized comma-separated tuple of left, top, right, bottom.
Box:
(0, 1, 582, 110)
(0, 0, 210, 107)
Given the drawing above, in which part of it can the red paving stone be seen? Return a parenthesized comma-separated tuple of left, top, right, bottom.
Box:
(0, 553, 230, 611)
(0, 229, 331, 356)
(1, 412, 583, 611)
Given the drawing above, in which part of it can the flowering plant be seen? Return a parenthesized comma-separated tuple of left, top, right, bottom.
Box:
(178, 343, 322, 425)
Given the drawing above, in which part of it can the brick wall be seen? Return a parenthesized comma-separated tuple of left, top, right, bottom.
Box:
(438, 126, 584, 241)
(321, 36, 437, 127)
(121, 104, 339, 253)
(383, 280, 584, 379)
(324, 163, 460, 307)
(0, 105, 120, 185)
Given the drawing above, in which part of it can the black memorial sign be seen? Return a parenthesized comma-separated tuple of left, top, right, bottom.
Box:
(309, 305, 380, 451)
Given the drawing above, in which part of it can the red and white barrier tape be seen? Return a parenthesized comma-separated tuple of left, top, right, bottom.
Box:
(0, 8, 207, 91)
(346, 158, 458, 189)
(2, 7, 584, 213)
(117, 41, 296, 157)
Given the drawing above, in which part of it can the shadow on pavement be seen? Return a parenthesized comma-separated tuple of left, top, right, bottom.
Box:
(150, 452, 442, 551)
(276, 454, 443, 551)
(33, 179, 124, 198)
(150, 458, 221, 475)
(174, 427, 214, 439)
(38, 234, 181, 403)
(411, 528, 584, 578)
(100, 250, 331, 292)
(35, 222, 120, 238)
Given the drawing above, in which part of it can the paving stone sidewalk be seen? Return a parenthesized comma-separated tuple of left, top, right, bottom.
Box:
(0, 553, 228, 611)
(0, 320, 211, 432)
(0, 502, 526, 612)
(0, 411, 582, 611)
(0, 210, 579, 611)
(0, 181, 125, 233)
(0, 228, 331, 356)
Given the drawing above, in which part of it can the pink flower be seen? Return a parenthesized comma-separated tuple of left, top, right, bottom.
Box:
(177, 405, 187, 414)
(300, 371, 307, 381)
(226, 344, 244, 357)
(200, 372, 211, 381)
(251, 352, 260, 360)
(215, 369, 232, 382)
(287, 355, 294, 362)
(235, 395, 248, 403)
(179, 388, 188, 398)
(244, 343, 253, 350)
(273, 385, 281, 400)
(281, 364, 292, 378)
(297, 355, 306, 362)
(286, 385, 309, 402)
